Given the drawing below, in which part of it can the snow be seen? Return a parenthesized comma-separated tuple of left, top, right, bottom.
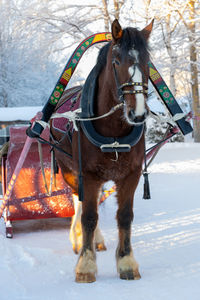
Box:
(0, 106, 42, 122)
(0, 142, 200, 300)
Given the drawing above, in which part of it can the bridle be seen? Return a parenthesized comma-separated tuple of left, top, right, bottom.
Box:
(112, 59, 148, 103)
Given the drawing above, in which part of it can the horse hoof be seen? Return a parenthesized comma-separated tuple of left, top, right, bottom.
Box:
(73, 248, 79, 255)
(120, 270, 141, 280)
(95, 242, 107, 252)
(73, 245, 82, 255)
(75, 272, 96, 283)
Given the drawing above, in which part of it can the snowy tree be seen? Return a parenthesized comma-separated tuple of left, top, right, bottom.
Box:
(0, 0, 60, 107)
(177, 0, 200, 142)
(152, 1, 199, 141)
(0, 0, 199, 142)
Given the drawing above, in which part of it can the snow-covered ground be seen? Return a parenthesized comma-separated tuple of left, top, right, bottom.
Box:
(0, 142, 200, 300)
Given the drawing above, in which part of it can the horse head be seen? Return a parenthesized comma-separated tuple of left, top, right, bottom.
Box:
(110, 19, 154, 126)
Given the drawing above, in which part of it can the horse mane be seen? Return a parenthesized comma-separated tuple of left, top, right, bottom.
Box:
(96, 27, 149, 70)
(96, 42, 111, 73)
(120, 27, 149, 64)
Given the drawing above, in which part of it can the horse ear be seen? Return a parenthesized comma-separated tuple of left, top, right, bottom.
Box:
(112, 19, 123, 42)
(141, 19, 154, 40)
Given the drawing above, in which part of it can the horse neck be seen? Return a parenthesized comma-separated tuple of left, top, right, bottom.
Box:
(94, 66, 131, 137)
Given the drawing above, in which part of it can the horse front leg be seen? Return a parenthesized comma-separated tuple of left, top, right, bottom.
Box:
(75, 175, 101, 283)
(116, 174, 141, 280)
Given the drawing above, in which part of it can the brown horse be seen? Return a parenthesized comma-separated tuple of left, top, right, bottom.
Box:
(50, 19, 153, 283)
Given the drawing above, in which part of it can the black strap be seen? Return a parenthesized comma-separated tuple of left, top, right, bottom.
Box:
(77, 122, 84, 202)
(37, 136, 72, 159)
(146, 128, 177, 154)
(143, 133, 151, 200)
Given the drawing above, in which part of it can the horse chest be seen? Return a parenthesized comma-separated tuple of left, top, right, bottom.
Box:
(91, 153, 141, 181)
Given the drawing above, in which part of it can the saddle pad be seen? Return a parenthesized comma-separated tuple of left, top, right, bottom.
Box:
(52, 86, 82, 133)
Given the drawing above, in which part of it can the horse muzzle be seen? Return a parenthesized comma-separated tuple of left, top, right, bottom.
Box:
(128, 109, 148, 125)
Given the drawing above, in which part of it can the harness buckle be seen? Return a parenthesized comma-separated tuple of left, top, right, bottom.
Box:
(100, 141, 131, 153)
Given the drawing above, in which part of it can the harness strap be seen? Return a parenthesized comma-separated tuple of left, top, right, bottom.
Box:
(38, 141, 49, 195)
(77, 122, 84, 202)
(143, 133, 151, 200)
(119, 82, 148, 89)
(145, 126, 179, 154)
(149, 110, 187, 127)
(146, 125, 171, 168)
(37, 136, 72, 159)
(36, 120, 50, 129)
(37, 141, 57, 196)
(49, 150, 54, 196)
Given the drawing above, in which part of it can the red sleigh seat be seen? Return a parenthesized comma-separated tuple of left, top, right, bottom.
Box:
(2, 126, 74, 222)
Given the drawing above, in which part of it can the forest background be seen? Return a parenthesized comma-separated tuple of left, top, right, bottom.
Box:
(0, 0, 199, 141)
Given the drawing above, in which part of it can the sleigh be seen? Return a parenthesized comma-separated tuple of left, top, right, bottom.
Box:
(0, 32, 193, 238)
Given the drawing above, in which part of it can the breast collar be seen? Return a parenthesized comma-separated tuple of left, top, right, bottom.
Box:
(80, 120, 144, 153)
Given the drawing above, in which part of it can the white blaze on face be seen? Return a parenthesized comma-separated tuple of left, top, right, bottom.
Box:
(128, 49, 145, 117)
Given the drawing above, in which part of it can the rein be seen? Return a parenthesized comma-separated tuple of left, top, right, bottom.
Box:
(51, 102, 124, 124)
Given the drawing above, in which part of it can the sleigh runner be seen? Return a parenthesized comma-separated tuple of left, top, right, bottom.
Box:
(0, 27, 192, 240)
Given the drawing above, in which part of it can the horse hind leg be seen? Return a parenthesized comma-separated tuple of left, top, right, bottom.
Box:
(70, 194, 106, 254)
(69, 194, 82, 254)
(94, 226, 107, 252)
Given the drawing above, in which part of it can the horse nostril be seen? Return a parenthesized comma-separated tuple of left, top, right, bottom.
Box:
(128, 109, 135, 121)
(135, 114, 145, 123)
(128, 109, 146, 124)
